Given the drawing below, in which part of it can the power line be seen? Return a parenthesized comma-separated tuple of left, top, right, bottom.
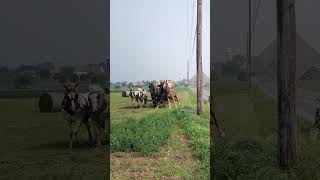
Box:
(251, 0, 262, 39)
(188, 0, 196, 62)
(186, 0, 189, 59)
(191, 27, 197, 63)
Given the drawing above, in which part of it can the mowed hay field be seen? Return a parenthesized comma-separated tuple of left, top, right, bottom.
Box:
(110, 88, 210, 179)
(0, 98, 107, 179)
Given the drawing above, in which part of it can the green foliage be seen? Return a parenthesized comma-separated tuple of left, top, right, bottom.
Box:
(173, 107, 210, 179)
(0, 66, 8, 74)
(111, 111, 175, 155)
(14, 72, 34, 89)
(60, 66, 75, 80)
(92, 72, 107, 87)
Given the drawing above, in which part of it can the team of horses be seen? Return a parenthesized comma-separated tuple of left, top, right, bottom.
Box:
(61, 83, 108, 148)
(60, 80, 177, 148)
(129, 80, 180, 109)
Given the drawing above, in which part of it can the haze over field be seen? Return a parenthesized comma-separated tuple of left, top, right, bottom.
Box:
(212, 0, 320, 62)
(110, 0, 210, 82)
(0, 0, 107, 68)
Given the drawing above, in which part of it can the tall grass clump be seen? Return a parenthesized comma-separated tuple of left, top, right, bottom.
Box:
(111, 111, 175, 155)
(172, 106, 210, 179)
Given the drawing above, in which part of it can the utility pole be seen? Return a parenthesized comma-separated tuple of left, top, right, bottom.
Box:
(196, 0, 203, 115)
(248, 0, 252, 90)
(187, 60, 189, 85)
(277, 0, 297, 169)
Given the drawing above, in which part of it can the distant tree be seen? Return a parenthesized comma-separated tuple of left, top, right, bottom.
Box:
(90, 72, 107, 87)
(60, 66, 75, 80)
(80, 74, 90, 81)
(127, 82, 134, 89)
(17, 65, 35, 73)
(14, 73, 33, 89)
(70, 73, 79, 83)
(121, 81, 127, 87)
(38, 69, 51, 79)
(53, 73, 67, 83)
(143, 81, 150, 87)
(0, 66, 8, 74)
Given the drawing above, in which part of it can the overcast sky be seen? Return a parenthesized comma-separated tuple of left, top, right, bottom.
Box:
(212, 0, 320, 62)
(1, 0, 319, 75)
(0, 0, 107, 68)
(110, 0, 210, 82)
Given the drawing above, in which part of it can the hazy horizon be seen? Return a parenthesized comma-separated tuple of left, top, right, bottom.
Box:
(212, 0, 320, 63)
(0, 0, 107, 68)
(110, 0, 210, 82)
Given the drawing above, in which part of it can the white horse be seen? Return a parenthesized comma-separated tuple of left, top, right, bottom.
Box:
(88, 84, 108, 147)
(61, 83, 93, 148)
(128, 88, 147, 108)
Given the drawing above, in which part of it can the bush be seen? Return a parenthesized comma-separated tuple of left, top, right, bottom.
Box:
(14, 73, 33, 89)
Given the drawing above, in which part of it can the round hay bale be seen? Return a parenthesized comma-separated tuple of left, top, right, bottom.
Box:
(122, 90, 130, 97)
(38, 92, 64, 113)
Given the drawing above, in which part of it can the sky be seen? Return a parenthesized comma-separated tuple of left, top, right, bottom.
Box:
(1, 0, 319, 75)
(0, 0, 107, 68)
(110, 0, 210, 82)
(212, 0, 320, 62)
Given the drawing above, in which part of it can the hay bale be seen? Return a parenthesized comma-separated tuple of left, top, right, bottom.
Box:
(122, 90, 130, 97)
(38, 92, 64, 113)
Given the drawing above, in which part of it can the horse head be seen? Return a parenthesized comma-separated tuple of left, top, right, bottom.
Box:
(62, 85, 79, 115)
(88, 84, 106, 113)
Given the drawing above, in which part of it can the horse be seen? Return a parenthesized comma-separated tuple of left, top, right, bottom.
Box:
(152, 81, 168, 108)
(163, 80, 179, 109)
(136, 88, 148, 107)
(128, 89, 138, 108)
(148, 82, 157, 107)
(128, 88, 147, 108)
(61, 83, 93, 148)
(88, 84, 108, 147)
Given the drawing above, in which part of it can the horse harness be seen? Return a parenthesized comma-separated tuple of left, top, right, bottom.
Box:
(62, 90, 89, 115)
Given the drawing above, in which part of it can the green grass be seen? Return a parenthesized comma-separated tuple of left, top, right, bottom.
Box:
(0, 98, 107, 179)
(111, 111, 175, 155)
(173, 106, 210, 179)
(110, 87, 210, 179)
(213, 80, 320, 179)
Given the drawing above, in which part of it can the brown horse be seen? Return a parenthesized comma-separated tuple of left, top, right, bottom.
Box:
(163, 80, 180, 109)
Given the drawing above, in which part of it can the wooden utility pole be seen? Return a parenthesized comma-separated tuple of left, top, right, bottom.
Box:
(187, 60, 190, 86)
(196, 0, 203, 115)
(248, 0, 252, 90)
(277, 0, 297, 169)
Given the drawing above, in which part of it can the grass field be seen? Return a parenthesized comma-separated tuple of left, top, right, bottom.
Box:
(0, 98, 107, 179)
(110, 88, 210, 179)
(213, 80, 320, 179)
